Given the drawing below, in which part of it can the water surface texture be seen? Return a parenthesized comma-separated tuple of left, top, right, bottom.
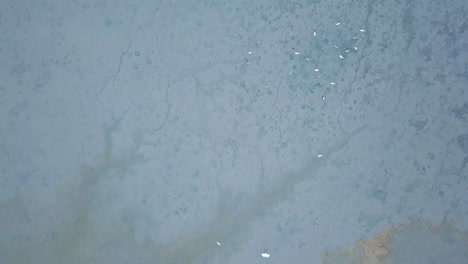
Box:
(1, 0, 467, 263)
